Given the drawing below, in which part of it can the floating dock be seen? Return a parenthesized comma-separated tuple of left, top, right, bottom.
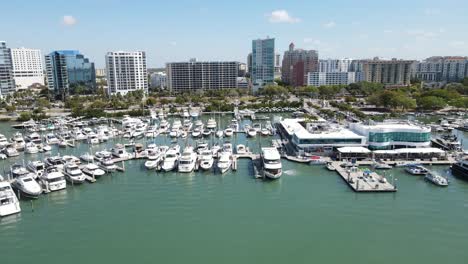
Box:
(331, 161, 397, 192)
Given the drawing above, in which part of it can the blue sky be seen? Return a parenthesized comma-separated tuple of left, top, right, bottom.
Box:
(2, 0, 468, 67)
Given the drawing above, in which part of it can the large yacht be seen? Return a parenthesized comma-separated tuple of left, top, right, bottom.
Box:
(145, 148, 163, 170)
(11, 174, 42, 199)
(198, 149, 214, 170)
(178, 146, 197, 173)
(206, 118, 217, 130)
(451, 158, 468, 181)
(44, 156, 65, 170)
(63, 163, 86, 184)
(111, 144, 132, 160)
(161, 147, 180, 172)
(217, 152, 232, 174)
(27, 160, 46, 178)
(11, 132, 26, 150)
(0, 181, 21, 217)
(40, 166, 66, 192)
(45, 133, 60, 145)
(82, 163, 105, 178)
(261, 147, 282, 179)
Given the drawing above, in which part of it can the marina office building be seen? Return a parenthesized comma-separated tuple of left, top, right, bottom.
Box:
(349, 121, 432, 150)
(166, 60, 239, 92)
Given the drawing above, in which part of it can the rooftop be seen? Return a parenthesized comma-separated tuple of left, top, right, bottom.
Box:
(281, 119, 365, 140)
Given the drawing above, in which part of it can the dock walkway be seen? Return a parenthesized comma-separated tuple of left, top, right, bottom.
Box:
(332, 161, 397, 192)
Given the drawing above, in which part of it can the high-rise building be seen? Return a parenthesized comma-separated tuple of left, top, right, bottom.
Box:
(307, 72, 360, 87)
(95, 68, 106, 78)
(11, 47, 44, 89)
(440, 57, 468, 82)
(166, 60, 239, 92)
(412, 56, 468, 83)
(274, 53, 281, 79)
(362, 58, 414, 86)
(281, 42, 318, 87)
(45, 50, 96, 98)
(251, 37, 275, 90)
(0, 41, 15, 97)
(105, 51, 148, 95)
(247, 53, 252, 74)
(150, 72, 167, 89)
(319, 58, 353, 73)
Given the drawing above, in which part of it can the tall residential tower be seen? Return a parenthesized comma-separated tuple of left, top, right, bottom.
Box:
(251, 37, 275, 91)
(11, 47, 44, 89)
(0, 41, 15, 97)
(281, 43, 318, 87)
(105, 51, 148, 95)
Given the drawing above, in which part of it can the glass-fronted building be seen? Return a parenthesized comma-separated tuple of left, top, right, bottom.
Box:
(251, 38, 275, 92)
(45, 50, 95, 98)
(0, 41, 15, 97)
(350, 121, 431, 150)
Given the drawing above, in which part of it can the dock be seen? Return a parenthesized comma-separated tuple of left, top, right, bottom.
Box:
(331, 161, 397, 192)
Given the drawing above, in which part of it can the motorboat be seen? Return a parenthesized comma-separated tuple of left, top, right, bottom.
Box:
(194, 120, 204, 130)
(326, 162, 336, 171)
(206, 118, 217, 129)
(309, 156, 327, 165)
(45, 133, 60, 145)
(0, 181, 21, 217)
(99, 158, 117, 172)
(87, 132, 100, 145)
(26, 160, 45, 178)
(183, 119, 193, 131)
(202, 129, 212, 137)
(192, 128, 202, 138)
(11, 174, 42, 199)
(425, 171, 449, 186)
(211, 144, 221, 156)
(230, 119, 239, 131)
(71, 129, 87, 141)
(217, 152, 232, 174)
(261, 147, 282, 179)
(405, 164, 429, 175)
(236, 144, 247, 154)
(145, 126, 158, 138)
(198, 150, 214, 170)
(451, 158, 468, 181)
(224, 128, 234, 137)
(180, 131, 188, 138)
(58, 140, 68, 148)
(82, 163, 105, 178)
(38, 143, 52, 152)
(159, 119, 169, 134)
(260, 128, 270, 136)
(371, 160, 392, 170)
(11, 132, 25, 150)
(182, 110, 190, 118)
(44, 156, 65, 170)
(112, 144, 132, 160)
(172, 119, 182, 130)
(26, 132, 42, 144)
(40, 166, 66, 192)
(222, 142, 233, 154)
(0, 134, 9, 148)
(94, 150, 112, 162)
(62, 155, 81, 166)
(145, 148, 163, 170)
(10, 164, 36, 180)
(190, 110, 199, 118)
(3, 146, 19, 157)
(247, 128, 257, 137)
(25, 142, 39, 154)
(216, 130, 224, 138)
(80, 152, 94, 162)
(252, 123, 261, 131)
(196, 141, 209, 154)
(63, 163, 86, 184)
(178, 146, 197, 173)
(161, 147, 180, 172)
(169, 128, 180, 138)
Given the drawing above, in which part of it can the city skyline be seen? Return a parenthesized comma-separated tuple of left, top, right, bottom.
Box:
(2, 0, 468, 68)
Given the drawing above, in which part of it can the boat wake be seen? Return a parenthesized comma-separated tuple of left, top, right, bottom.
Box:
(283, 169, 297, 176)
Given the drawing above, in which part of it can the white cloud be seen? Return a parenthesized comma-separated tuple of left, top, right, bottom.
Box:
(62, 15, 77, 26)
(267, 10, 300, 23)
(424, 8, 441, 16)
(323, 21, 336, 28)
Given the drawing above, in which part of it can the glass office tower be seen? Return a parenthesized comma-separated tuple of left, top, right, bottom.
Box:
(251, 38, 275, 92)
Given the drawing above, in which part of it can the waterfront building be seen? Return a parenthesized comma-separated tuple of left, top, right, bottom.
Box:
(0, 41, 15, 97)
(45, 50, 96, 98)
(319, 58, 353, 73)
(150, 72, 167, 89)
(362, 58, 414, 86)
(166, 59, 239, 92)
(412, 56, 468, 83)
(10, 47, 44, 89)
(105, 51, 148, 95)
(236, 77, 249, 89)
(251, 37, 275, 90)
(95, 68, 106, 78)
(281, 42, 318, 87)
(307, 72, 360, 87)
(278, 118, 366, 154)
(441, 57, 468, 82)
(349, 121, 431, 150)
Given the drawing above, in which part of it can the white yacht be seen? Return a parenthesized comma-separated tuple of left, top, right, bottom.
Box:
(145, 148, 163, 170)
(182, 109, 190, 118)
(372, 160, 392, 170)
(40, 166, 66, 193)
(112, 144, 132, 160)
(159, 119, 169, 134)
(247, 128, 257, 137)
(11, 132, 26, 150)
(44, 156, 65, 171)
(45, 133, 60, 145)
(222, 142, 233, 154)
(206, 118, 217, 130)
(27, 160, 46, 178)
(236, 144, 247, 154)
(0, 134, 9, 148)
(87, 132, 100, 145)
(191, 127, 202, 138)
(183, 119, 193, 131)
(405, 164, 429, 175)
(261, 147, 282, 179)
(216, 130, 224, 138)
(260, 128, 270, 136)
(169, 128, 180, 138)
(4, 146, 19, 157)
(178, 146, 197, 173)
(195, 142, 209, 154)
(202, 129, 212, 137)
(425, 171, 449, 186)
(217, 152, 232, 174)
(161, 147, 180, 172)
(63, 163, 86, 184)
(38, 143, 52, 152)
(82, 163, 105, 178)
(190, 110, 199, 118)
(11, 174, 42, 199)
(224, 128, 234, 137)
(0, 181, 21, 217)
(99, 158, 117, 172)
(172, 119, 182, 130)
(62, 155, 81, 166)
(94, 150, 112, 162)
(71, 129, 87, 141)
(211, 144, 221, 156)
(199, 149, 214, 170)
(26, 132, 42, 144)
(25, 142, 39, 154)
(146, 125, 158, 138)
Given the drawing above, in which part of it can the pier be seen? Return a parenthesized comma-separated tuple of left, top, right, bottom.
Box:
(331, 161, 397, 192)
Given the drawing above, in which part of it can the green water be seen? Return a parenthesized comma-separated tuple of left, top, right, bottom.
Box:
(1, 117, 468, 264)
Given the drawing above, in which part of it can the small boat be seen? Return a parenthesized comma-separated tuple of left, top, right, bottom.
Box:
(0, 181, 21, 217)
(26, 132, 42, 144)
(206, 118, 217, 129)
(191, 128, 202, 138)
(94, 150, 112, 162)
(224, 128, 234, 137)
(261, 147, 282, 179)
(371, 160, 392, 170)
(44, 156, 65, 170)
(178, 146, 197, 173)
(40, 166, 66, 192)
(425, 171, 449, 186)
(0, 134, 9, 148)
(99, 158, 117, 172)
(195, 141, 209, 154)
(326, 162, 335, 171)
(80, 152, 94, 162)
(4, 146, 19, 157)
(111, 144, 132, 160)
(38, 143, 52, 152)
(11, 132, 26, 150)
(216, 130, 224, 138)
(222, 142, 233, 154)
(159, 119, 169, 134)
(58, 140, 68, 148)
(211, 144, 221, 156)
(45, 133, 60, 145)
(199, 150, 214, 170)
(87, 132, 100, 144)
(247, 128, 257, 137)
(405, 164, 429, 175)
(25, 142, 39, 154)
(62, 155, 81, 166)
(217, 152, 232, 174)
(11, 174, 42, 199)
(63, 163, 86, 184)
(202, 129, 212, 137)
(82, 163, 105, 178)
(260, 128, 270, 136)
(236, 144, 247, 154)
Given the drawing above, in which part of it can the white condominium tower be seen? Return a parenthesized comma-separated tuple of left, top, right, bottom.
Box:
(11, 47, 44, 89)
(105, 51, 148, 95)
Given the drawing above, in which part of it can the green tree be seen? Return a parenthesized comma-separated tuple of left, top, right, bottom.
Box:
(417, 96, 447, 110)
